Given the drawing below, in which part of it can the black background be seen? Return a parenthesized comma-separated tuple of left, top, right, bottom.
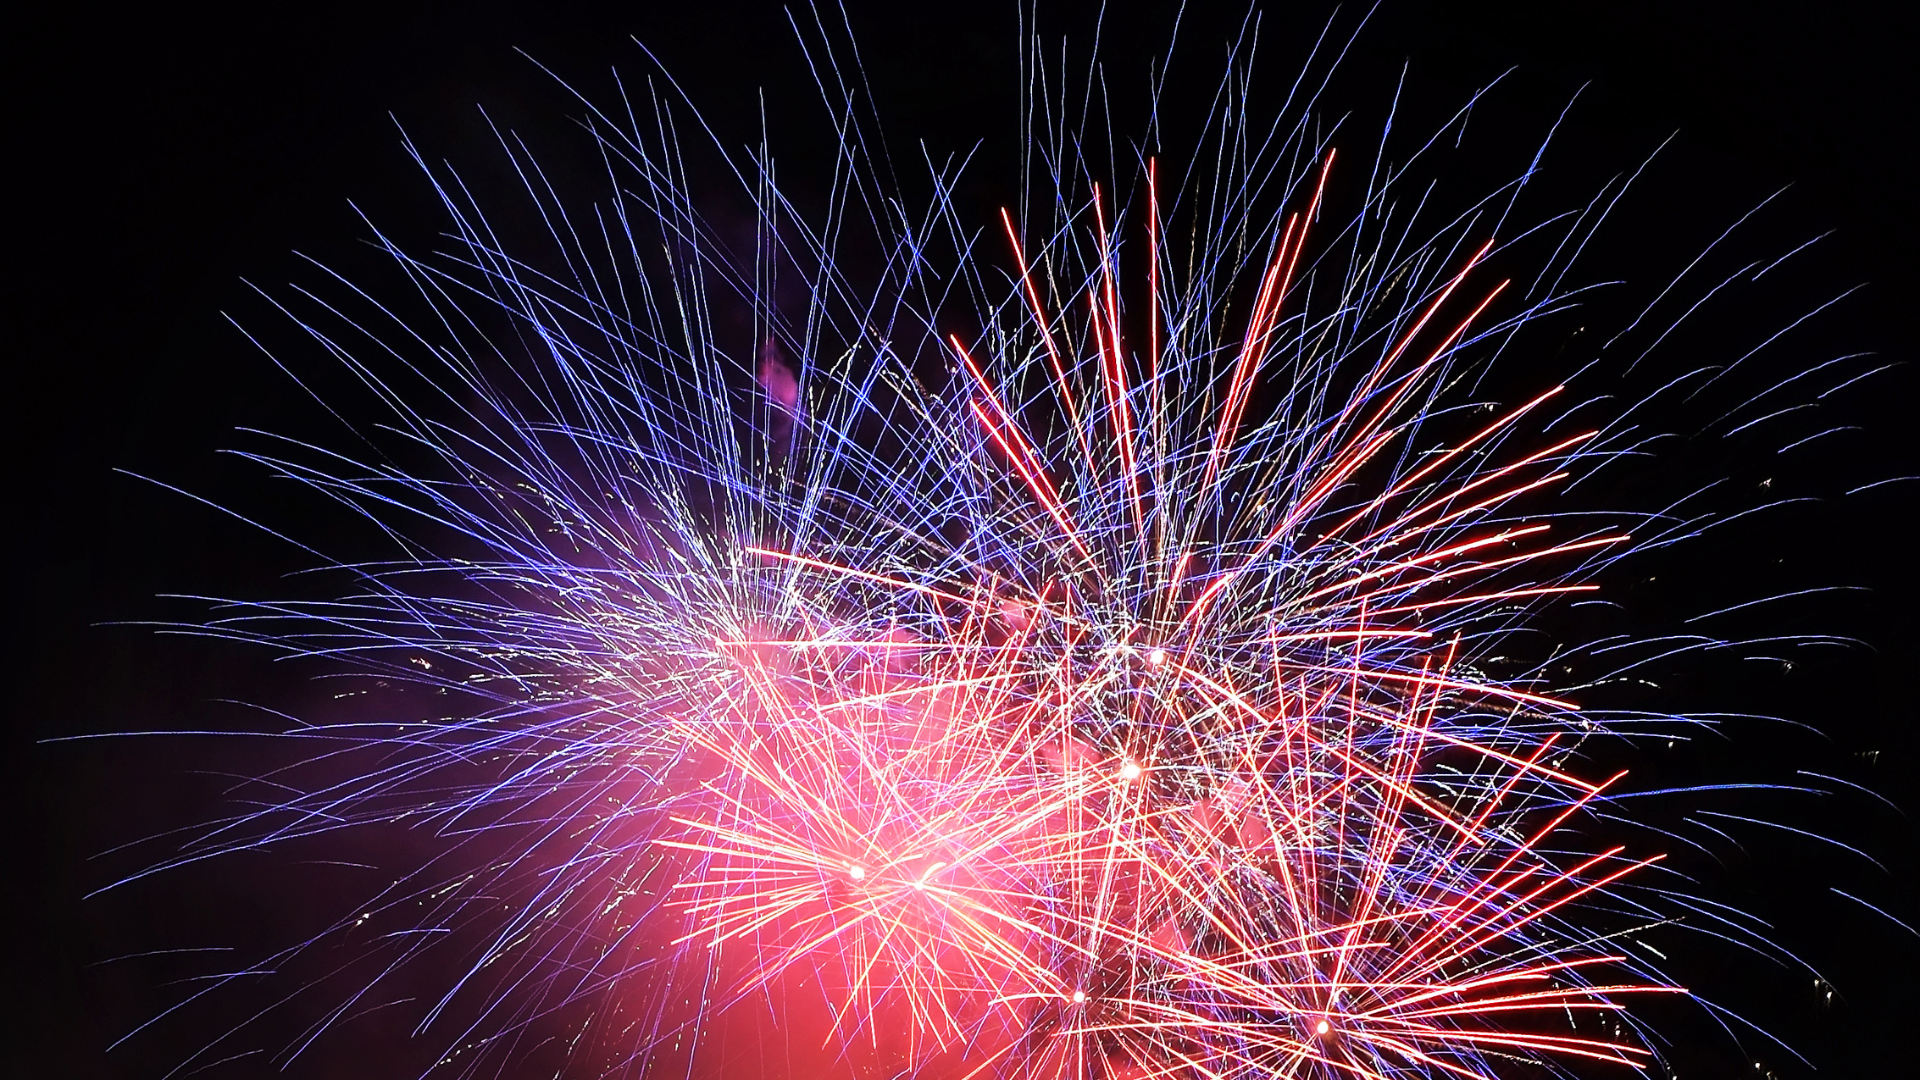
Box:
(11, 2, 1915, 1076)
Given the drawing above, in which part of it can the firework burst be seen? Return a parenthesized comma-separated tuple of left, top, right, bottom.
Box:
(102, 11, 1882, 1080)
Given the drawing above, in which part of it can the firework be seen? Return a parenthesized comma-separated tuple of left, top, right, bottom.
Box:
(102, 11, 1881, 1080)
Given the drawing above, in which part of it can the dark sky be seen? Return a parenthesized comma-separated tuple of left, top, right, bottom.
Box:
(12, 2, 1916, 1076)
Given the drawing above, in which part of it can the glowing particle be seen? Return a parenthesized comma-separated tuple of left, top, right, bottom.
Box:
(1316, 1019, 1331, 1035)
(1147, 646, 1167, 666)
(1118, 760, 1143, 781)
(1071, 990, 1086, 1004)
(848, 864, 866, 881)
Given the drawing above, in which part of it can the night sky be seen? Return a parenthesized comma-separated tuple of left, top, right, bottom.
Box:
(13, 2, 1917, 1076)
